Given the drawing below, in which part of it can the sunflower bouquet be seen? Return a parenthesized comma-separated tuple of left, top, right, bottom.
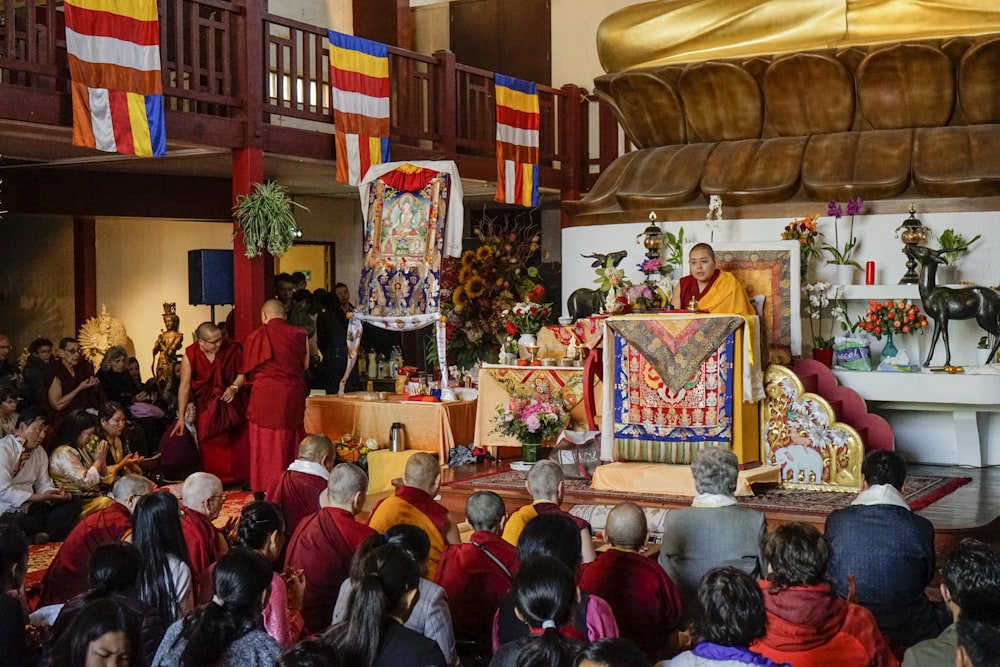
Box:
(437, 216, 545, 365)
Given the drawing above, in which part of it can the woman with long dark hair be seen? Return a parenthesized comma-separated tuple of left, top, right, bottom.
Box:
(132, 491, 195, 622)
(489, 556, 583, 667)
(50, 598, 140, 667)
(230, 501, 305, 648)
(151, 548, 280, 667)
(325, 543, 446, 667)
(96, 402, 144, 484)
(42, 543, 166, 667)
(48, 409, 114, 516)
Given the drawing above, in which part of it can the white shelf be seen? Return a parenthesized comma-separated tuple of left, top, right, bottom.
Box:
(836, 284, 921, 301)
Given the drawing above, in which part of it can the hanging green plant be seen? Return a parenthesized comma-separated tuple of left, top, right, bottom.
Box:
(233, 181, 307, 259)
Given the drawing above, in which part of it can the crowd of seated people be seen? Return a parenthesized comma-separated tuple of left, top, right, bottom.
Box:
(0, 382, 998, 667)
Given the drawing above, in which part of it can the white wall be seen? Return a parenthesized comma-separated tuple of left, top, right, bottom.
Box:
(562, 209, 1000, 367)
(551, 0, 634, 87)
(95, 219, 234, 377)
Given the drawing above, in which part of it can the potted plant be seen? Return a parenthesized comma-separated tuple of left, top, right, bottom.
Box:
(233, 181, 306, 259)
(803, 282, 836, 366)
(823, 197, 864, 284)
(781, 215, 822, 279)
(936, 228, 981, 284)
(492, 394, 569, 463)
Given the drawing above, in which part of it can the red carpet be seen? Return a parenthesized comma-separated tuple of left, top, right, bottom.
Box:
(446, 471, 971, 516)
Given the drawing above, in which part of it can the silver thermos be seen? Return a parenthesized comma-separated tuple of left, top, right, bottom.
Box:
(389, 422, 405, 452)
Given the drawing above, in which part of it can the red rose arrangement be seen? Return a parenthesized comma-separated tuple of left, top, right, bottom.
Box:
(857, 299, 928, 339)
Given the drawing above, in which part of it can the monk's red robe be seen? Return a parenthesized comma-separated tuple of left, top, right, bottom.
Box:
(501, 501, 592, 547)
(181, 505, 227, 598)
(186, 339, 249, 485)
(368, 485, 450, 579)
(434, 530, 519, 653)
(286, 506, 376, 634)
(579, 547, 683, 661)
(39, 502, 131, 606)
(242, 319, 308, 492)
(677, 270, 755, 315)
(266, 469, 327, 540)
(45, 360, 105, 446)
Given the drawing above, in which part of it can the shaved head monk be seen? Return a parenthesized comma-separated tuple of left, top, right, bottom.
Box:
(266, 434, 336, 557)
(579, 501, 682, 662)
(180, 471, 228, 598)
(434, 490, 519, 655)
(502, 459, 596, 564)
(171, 321, 249, 485)
(670, 243, 755, 315)
(285, 462, 376, 634)
(367, 452, 461, 579)
(39, 474, 155, 606)
(242, 298, 309, 494)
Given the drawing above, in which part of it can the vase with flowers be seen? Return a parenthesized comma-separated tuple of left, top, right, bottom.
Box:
(824, 197, 864, 284)
(803, 282, 838, 366)
(857, 299, 929, 371)
(504, 301, 553, 358)
(492, 395, 569, 463)
(781, 215, 822, 280)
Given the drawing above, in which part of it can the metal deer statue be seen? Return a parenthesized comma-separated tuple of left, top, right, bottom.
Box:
(904, 245, 1000, 366)
(566, 250, 628, 320)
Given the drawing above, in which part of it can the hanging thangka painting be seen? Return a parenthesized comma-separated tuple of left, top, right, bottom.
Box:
(359, 163, 450, 321)
(603, 314, 748, 464)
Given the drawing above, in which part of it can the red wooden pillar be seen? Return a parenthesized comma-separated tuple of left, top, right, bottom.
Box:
(231, 148, 270, 340)
(73, 216, 97, 330)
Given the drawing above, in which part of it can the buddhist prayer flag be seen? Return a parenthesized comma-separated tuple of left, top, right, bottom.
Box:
(494, 73, 539, 207)
(64, 0, 166, 156)
(328, 30, 391, 185)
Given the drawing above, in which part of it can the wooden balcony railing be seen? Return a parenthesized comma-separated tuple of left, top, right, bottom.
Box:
(0, 0, 593, 195)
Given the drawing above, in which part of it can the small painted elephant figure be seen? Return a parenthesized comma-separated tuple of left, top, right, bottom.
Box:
(773, 444, 824, 485)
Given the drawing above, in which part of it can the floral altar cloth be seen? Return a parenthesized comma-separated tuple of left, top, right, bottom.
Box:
(602, 313, 764, 465)
(474, 365, 602, 448)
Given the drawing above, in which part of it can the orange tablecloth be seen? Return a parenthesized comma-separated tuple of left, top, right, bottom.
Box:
(304, 394, 478, 462)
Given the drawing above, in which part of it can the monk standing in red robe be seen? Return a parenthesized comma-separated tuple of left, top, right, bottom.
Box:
(242, 299, 309, 494)
(285, 462, 375, 634)
(179, 471, 230, 598)
(367, 451, 461, 579)
(266, 433, 335, 540)
(170, 322, 249, 486)
(434, 490, 519, 656)
(579, 501, 683, 662)
(39, 474, 155, 606)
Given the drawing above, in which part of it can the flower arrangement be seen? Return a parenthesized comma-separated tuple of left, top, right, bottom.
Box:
(492, 395, 569, 443)
(781, 215, 821, 278)
(504, 301, 553, 335)
(823, 197, 863, 268)
(335, 434, 374, 464)
(438, 216, 545, 366)
(624, 283, 656, 309)
(857, 299, 928, 339)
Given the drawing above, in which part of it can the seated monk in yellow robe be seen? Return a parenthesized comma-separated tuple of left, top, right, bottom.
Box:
(671, 243, 755, 316)
(366, 451, 460, 579)
(501, 460, 596, 564)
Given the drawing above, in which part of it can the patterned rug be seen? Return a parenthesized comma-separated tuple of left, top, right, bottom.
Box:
(26, 489, 254, 580)
(445, 470, 971, 516)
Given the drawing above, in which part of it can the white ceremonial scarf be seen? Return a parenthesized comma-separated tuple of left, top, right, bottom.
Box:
(287, 459, 331, 481)
(850, 483, 910, 510)
(691, 493, 737, 507)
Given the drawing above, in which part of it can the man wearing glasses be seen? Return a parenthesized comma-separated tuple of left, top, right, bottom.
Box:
(170, 322, 249, 486)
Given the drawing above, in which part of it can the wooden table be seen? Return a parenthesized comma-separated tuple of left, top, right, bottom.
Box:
(304, 393, 478, 462)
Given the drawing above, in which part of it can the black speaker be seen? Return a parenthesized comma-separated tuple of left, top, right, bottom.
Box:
(188, 249, 234, 306)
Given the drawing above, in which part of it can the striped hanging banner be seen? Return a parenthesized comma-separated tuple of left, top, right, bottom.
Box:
(64, 0, 166, 156)
(494, 73, 539, 207)
(328, 30, 391, 185)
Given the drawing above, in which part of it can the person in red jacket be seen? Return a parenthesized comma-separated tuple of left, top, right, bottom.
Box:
(579, 501, 682, 662)
(752, 521, 898, 667)
(434, 490, 519, 659)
